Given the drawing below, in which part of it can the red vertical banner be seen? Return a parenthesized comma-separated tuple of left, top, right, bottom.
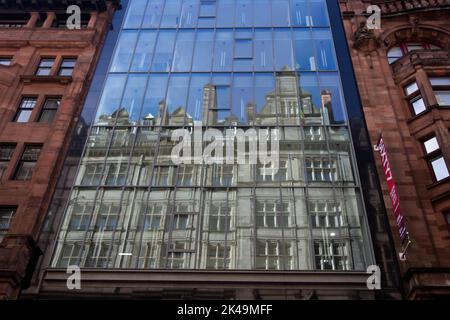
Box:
(376, 134, 409, 245)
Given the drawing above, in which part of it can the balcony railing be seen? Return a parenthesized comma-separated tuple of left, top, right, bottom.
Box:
(391, 49, 450, 75)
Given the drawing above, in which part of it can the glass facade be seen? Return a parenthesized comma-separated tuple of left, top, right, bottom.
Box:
(52, 0, 374, 271)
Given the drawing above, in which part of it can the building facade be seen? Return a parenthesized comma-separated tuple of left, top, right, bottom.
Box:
(340, 0, 450, 298)
(18, 0, 403, 300)
(0, 0, 118, 299)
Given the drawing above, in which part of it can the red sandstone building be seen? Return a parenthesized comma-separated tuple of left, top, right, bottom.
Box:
(341, 0, 450, 298)
(0, 0, 117, 299)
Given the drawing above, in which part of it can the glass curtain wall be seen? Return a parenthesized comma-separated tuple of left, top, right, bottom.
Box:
(52, 0, 373, 271)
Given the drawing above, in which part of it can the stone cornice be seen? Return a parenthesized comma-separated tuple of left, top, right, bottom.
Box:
(362, 0, 450, 17)
(0, 0, 114, 12)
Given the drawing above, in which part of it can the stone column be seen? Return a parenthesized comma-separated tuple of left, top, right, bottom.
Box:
(25, 12, 40, 28)
(43, 12, 56, 28)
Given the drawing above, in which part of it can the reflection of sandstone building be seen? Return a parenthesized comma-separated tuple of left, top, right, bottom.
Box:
(342, 0, 450, 299)
(0, 1, 118, 299)
(45, 67, 368, 299)
(100, 69, 336, 127)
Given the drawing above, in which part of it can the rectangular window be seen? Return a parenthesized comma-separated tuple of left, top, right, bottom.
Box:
(258, 160, 288, 182)
(256, 201, 290, 228)
(160, 0, 182, 28)
(435, 91, 450, 106)
(199, 0, 216, 17)
(86, 242, 113, 268)
(306, 158, 337, 182)
(309, 201, 343, 228)
(209, 202, 232, 232)
(68, 203, 93, 231)
(35, 58, 55, 76)
(38, 98, 60, 123)
(105, 163, 128, 186)
(14, 97, 37, 122)
(235, 0, 252, 27)
(56, 243, 83, 268)
(430, 77, 450, 107)
(164, 241, 189, 269)
(410, 96, 427, 115)
(97, 203, 120, 231)
(403, 81, 428, 115)
(210, 164, 233, 186)
(152, 166, 172, 187)
(404, 82, 419, 96)
(138, 242, 160, 268)
(430, 78, 450, 86)
(0, 57, 12, 66)
(177, 165, 194, 186)
(422, 136, 450, 182)
(206, 244, 231, 269)
(58, 58, 77, 76)
(171, 214, 189, 230)
(314, 240, 349, 270)
(387, 47, 404, 64)
(235, 39, 253, 59)
(0, 144, 15, 179)
(0, 207, 16, 242)
(80, 163, 104, 186)
(151, 30, 176, 72)
(131, 31, 157, 72)
(139, 204, 163, 230)
(304, 126, 325, 141)
(214, 31, 233, 71)
(13, 145, 42, 180)
(256, 240, 292, 270)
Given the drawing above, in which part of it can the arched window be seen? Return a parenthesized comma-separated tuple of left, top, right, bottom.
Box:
(387, 42, 441, 64)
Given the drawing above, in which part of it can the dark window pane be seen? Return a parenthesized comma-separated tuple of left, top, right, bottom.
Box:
(187, 73, 210, 122)
(142, 0, 163, 28)
(310, 0, 329, 26)
(95, 74, 127, 124)
(272, 0, 291, 26)
(124, 0, 147, 28)
(292, 0, 309, 26)
(142, 74, 168, 125)
(235, 0, 252, 27)
(166, 74, 189, 117)
(313, 30, 336, 70)
(294, 30, 315, 70)
(254, 30, 273, 71)
(160, 0, 182, 28)
(131, 31, 156, 72)
(14, 145, 42, 180)
(254, 0, 271, 27)
(39, 98, 60, 123)
(192, 30, 214, 71)
(151, 30, 176, 72)
(214, 30, 233, 71)
(110, 31, 138, 72)
(120, 74, 147, 124)
(217, 0, 234, 27)
(235, 39, 252, 58)
(172, 30, 195, 71)
(274, 30, 294, 70)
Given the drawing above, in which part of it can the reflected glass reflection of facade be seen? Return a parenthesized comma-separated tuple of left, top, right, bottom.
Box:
(52, 0, 374, 271)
